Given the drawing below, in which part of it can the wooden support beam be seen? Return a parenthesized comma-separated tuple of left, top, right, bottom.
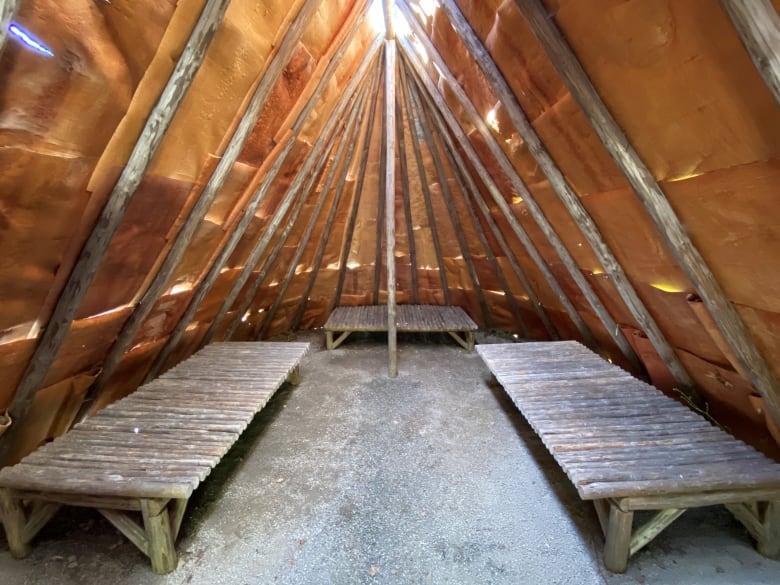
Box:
(604, 503, 633, 573)
(0, 0, 20, 57)
(383, 0, 395, 40)
(142, 38, 382, 381)
(257, 75, 373, 339)
(399, 39, 598, 350)
(440, 0, 693, 388)
(224, 76, 375, 343)
(398, 63, 451, 305)
(332, 63, 384, 310)
(398, 0, 641, 371)
(373, 53, 388, 307)
(0, 489, 31, 557)
(140, 498, 177, 574)
(413, 73, 529, 337)
(0, 0, 231, 461)
(412, 74, 492, 329)
(719, 0, 780, 104)
(414, 71, 557, 339)
(385, 39, 398, 377)
(88, 0, 323, 402)
(516, 0, 780, 427)
(291, 71, 381, 331)
(395, 67, 419, 304)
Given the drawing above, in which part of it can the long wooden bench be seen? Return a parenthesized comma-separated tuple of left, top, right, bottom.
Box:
(0, 341, 309, 574)
(477, 341, 780, 573)
(324, 304, 478, 350)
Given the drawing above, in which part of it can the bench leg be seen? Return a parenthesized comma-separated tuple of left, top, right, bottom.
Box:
(727, 500, 780, 559)
(0, 489, 31, 558)
(287, 366, 301, 386)
(604, 503, 633, 573)
(326, 331, 334, 349)
(141, 498, 178, 574)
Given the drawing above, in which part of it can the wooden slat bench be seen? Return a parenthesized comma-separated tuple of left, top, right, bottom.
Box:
(0, 341, 309, 574)
(477, 341, 780, 573)
(324, 304, 478, 350)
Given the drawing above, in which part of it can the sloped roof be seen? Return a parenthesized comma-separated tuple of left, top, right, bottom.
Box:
(0, 0, 778, 464)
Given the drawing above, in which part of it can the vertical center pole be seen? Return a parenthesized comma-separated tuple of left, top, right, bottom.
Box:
(384, 39, 398, 377)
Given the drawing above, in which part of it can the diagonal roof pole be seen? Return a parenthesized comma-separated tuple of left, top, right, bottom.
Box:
(515, 0, 780, 427)
(87, 0, 325, 404)
(719, 0, 780, 105)
(400, 42, 599, 351)
(145, 38, 383, 380)
(0, 0, 232, 460)
(0, 0, 20, 57)
(398, 15, 641, 371)
(438, 0, 695, 393)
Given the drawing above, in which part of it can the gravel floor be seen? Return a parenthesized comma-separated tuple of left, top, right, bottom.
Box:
(1, 331, 778, 584)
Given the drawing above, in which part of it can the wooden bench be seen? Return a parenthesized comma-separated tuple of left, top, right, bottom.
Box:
(477, 341, 780, 573)
(0, 341, 309, 574)
(324, 304, 478, 350)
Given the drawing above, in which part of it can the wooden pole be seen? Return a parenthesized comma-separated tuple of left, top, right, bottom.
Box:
(395, 68, 419, 304)
(516, 0, 780, 426)
(0, 0, 20, 57)
(439, 0, 694, 389)
(89, 0, 323, 399)
(398, 64, 451, 305)
(291, 71, 382, 330)
(385, 39, 398, 378)
(412, 75, 492, 329)
(719, 0, 780, 104)
(143, 42, 382, 381)
(400, 45, 597, 348)
(373, 53, 388, 306)
(258, 76, 373, 339)
(397, 15, 641, 371)
(0, 0, 231, 460)
(332, 64, 384, 310)
(408, 63, 557, 339)
(382, 0, 395, 40)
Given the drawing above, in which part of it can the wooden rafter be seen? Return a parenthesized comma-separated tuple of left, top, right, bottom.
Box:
(0, 0, 232, 460)
(397, 7, 641, 371)
(141, 37, 383, 382)
(400, 43, 598, 349)
(515, 0, 780, 427)
(412, 67, 557, 339)
(719, 0, 780, 104)
(438, 0, 694, 390)
(89, 0, 325, 402)
(412, 74, 492, 329)
(385, 39, 399, 377)
(398, 64, 451, 305)
(291, 71, 383, 330)
(257, 75, 374, 339)
(0, 0, 20, 56)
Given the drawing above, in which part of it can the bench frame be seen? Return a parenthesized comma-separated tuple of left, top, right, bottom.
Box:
(0, 353, 304, 574)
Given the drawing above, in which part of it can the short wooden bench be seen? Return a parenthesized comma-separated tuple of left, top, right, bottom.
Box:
(0, 341, 309, 574)
(324, 304, 478, 350)
(477, 341, 780, 573)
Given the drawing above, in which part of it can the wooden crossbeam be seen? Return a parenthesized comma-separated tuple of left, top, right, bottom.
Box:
(397, 1, 641, 371)
(385, 39, 399, 377)
(399, 42, 598, 349)
(719, 0, 780, 104)
(0, 0, 20, 56)
(515, 0, 780, 429)
(438, 0, 693, 389)
(0, 0, 232, 463)
(88, 0, 324, 403)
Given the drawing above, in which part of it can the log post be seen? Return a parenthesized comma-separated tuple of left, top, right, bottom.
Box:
(385, 39, 398, 378)
(719, 0, 780, 104)
(0, 489, 30, 558)
(516, 0, 780, 428)
(0, 0, 231, 462)
(140, 499, 177, 574)
(396, 70, 419, 305)
(438, 0, 694, 390)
